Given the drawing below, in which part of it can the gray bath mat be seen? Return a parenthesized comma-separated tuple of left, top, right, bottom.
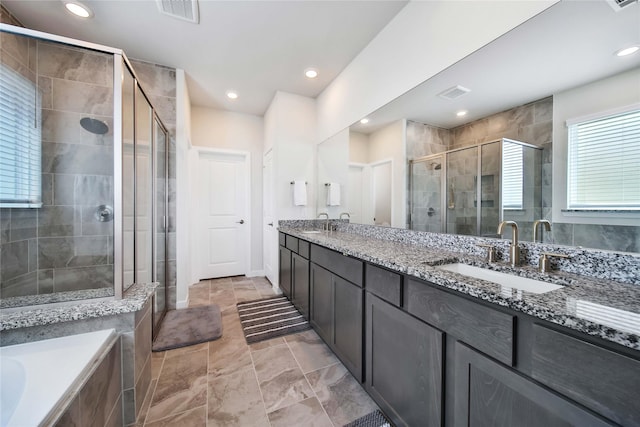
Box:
(344, 410, 392, 427)
(152, 304, 222, 352)
(237, 296, 310, 344)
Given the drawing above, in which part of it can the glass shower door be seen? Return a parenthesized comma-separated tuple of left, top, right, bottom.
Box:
(480, 142, 501, 237)
(410, 156, 444, 232)
(153, 118, 168, 337)
(446, 147, 478, 235)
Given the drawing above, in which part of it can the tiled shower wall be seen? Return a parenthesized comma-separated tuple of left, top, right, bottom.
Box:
(406, 97, 639, 252)
(0, 29, 114, 297)
(129, 59, 178, 310)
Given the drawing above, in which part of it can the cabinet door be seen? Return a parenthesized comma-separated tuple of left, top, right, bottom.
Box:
(279, 246, 292, 298)
(333, 276, 363, 381)
(310, 263, 333, 344)
(454, 342, 614, 427)
(291, 253, 309, 320)
(366, 293, 444, 427)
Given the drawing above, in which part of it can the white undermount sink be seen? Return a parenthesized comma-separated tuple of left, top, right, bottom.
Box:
(436, 263, 564, 294)
(301, 230, 322, 234)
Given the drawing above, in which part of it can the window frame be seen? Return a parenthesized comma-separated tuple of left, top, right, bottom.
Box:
(565, 103, 640, 212)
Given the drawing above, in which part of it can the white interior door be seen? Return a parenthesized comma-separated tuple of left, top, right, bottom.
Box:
(372, 160, 392, 226)
(198, 151, 249, 279)
(263, 150, 277, 286)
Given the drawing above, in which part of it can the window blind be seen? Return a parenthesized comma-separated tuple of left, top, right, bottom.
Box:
(567, 109, 640, 210)
(0, 64, 42, 208)
(502, 142, 523, 210)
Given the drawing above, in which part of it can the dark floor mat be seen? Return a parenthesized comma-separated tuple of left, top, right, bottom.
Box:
(237, 296, 310, 344)
(152, 304, 222, 352)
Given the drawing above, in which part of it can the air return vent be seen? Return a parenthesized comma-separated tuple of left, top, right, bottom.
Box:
(438, 85, 471, 100)
(156, 0, 199, 24)
(606, 0, 637, 11)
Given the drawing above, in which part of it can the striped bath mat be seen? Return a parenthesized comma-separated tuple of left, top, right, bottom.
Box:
(237, 296, 310, 344)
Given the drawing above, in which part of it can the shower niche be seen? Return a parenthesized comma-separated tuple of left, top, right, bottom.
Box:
(409, 138, 543, 239)
(0, 25, 169, 333)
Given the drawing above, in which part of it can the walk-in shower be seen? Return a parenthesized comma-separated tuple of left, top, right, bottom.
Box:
(0, 24, 169, 335)
(409, 138, 543, 239)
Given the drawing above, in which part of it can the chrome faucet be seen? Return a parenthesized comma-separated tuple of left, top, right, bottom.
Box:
(497, 221, 519, 267)
(317, 212, 329, 231)
(533, 219, 551, 243)
(339, 212, 350, 220)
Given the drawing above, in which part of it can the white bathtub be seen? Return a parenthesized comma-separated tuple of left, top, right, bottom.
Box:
(0, 329, 117, 427)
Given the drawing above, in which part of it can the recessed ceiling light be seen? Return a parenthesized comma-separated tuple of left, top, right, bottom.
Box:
(226, 90, 238, 100)
(615, 46, 639, 57)
(360, 118, 369, 124)
(63, 1, 93, 18)
(305, 69, 318, 79)
(456, 110, 467, 117)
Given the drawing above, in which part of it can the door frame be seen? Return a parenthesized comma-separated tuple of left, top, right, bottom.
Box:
(191, 147, 251, 281)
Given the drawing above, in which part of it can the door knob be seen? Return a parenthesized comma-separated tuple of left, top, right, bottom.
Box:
(237, 219, 245, 224)
(268, 222, 274, 226)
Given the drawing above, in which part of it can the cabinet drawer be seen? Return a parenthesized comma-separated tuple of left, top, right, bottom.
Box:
(365, 264, 401, 307)
(310, 244, 363, 287)
(279, 232, 286, 246)
(298, 240, 310, 259)
(532, 325, 640, 427)
(405, 278, 514, 366)
(285, 235, 298, 252)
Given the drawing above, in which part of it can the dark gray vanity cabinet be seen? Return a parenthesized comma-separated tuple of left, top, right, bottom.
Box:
(291, 252, 309, 319)
(454, 342, 614, 427)
(365, 292, 444, 427)
(531, 325, 640, 427)
(279, 233, 310, 311)
(278, 245, 292, 298)
(309, 244, 364, 381)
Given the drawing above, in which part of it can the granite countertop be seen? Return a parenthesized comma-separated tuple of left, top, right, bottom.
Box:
(0, 282, 157, 331)
(280, 227, 640, 351)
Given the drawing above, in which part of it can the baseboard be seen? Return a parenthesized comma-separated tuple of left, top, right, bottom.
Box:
(246, 270, 265, 278)
(176, 298, 189, 309)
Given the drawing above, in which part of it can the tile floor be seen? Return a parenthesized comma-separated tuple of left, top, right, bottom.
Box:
(136, 276, 379, 426)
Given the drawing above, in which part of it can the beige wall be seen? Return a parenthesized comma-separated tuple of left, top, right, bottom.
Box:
(349, 131, 369, 164)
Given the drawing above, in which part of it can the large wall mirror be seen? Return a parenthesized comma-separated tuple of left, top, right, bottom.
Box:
(316, 0, 640, 253)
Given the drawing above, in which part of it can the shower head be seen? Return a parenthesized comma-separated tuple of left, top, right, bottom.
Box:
(431, 163, 442, 170)
(80, 117, 109, 135)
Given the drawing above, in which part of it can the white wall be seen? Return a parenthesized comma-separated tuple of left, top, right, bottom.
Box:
(316, 1, 556, 142)
(317, 128, 349, 218)
(552, 68, 640, 227)
(264, 91, 317, 220)
(175, 69, 191, 308)
(368, 119, 406, 228)
(349, 131, 369, 163)
(190, 107, 265, 274)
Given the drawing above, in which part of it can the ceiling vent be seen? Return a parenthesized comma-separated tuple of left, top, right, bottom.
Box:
(438, 85, 471, 101)
(606, 0, 637, 11)
(156, 0, 199, 24)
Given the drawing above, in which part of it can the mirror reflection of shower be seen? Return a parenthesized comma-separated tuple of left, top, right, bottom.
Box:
(80, 117, 109, 135)
(409, 138, 542, 237)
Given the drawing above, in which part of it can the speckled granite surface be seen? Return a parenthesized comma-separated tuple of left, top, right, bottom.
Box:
(0, 288, 114, 309)
(0, 283, 157, 331)
(279, 223, 640, 351)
